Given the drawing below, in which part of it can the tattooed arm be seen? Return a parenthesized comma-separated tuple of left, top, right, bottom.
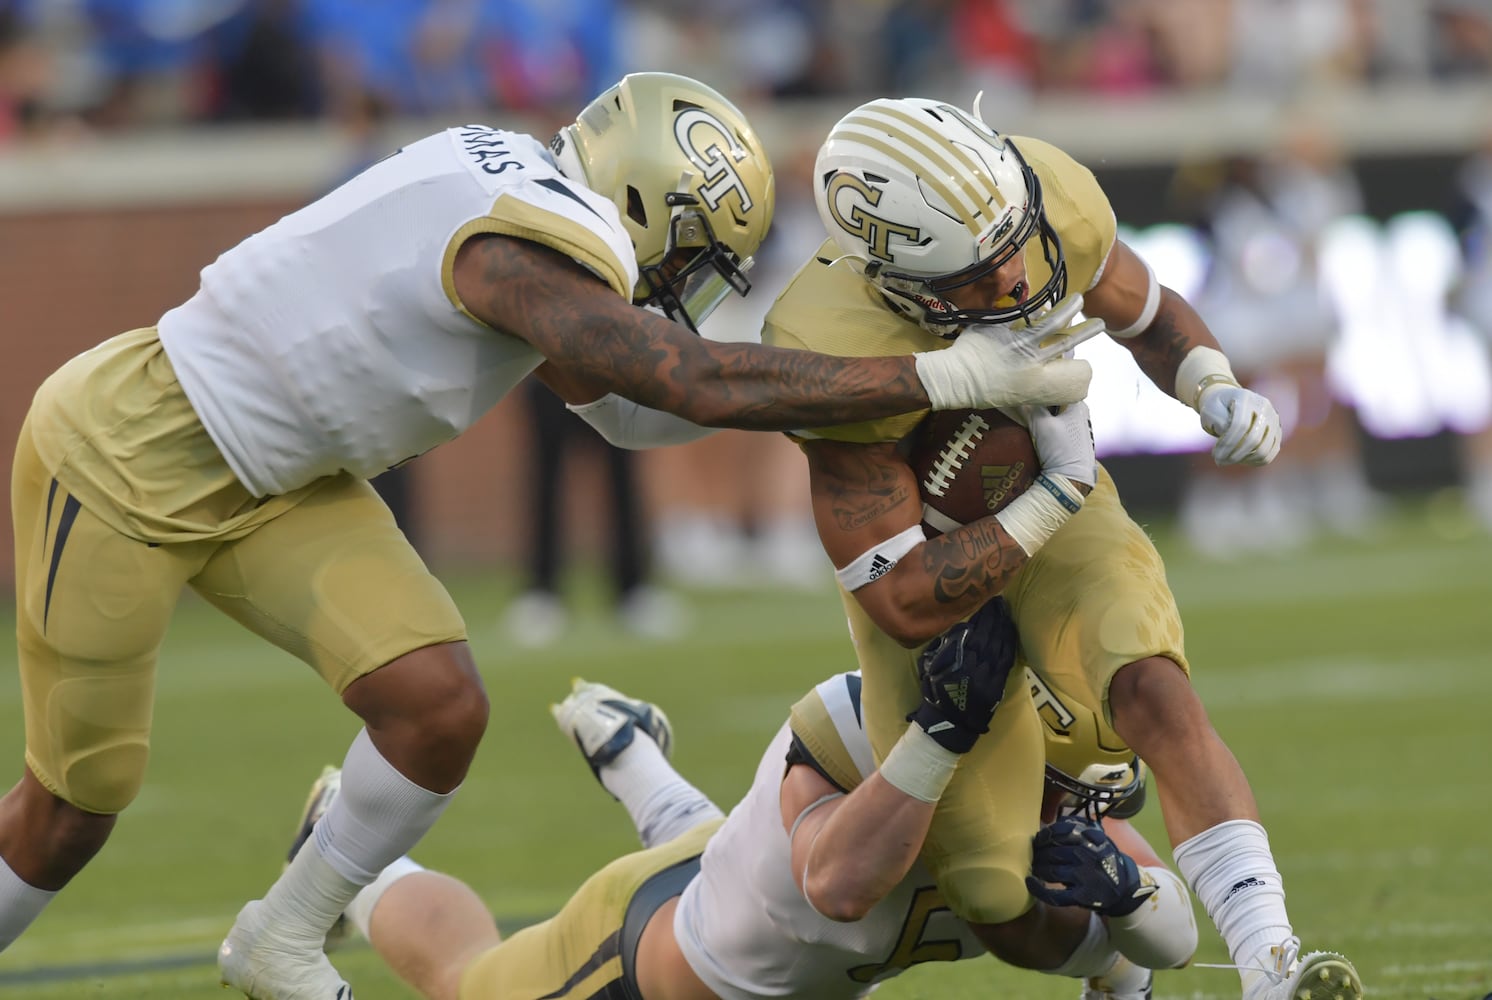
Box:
(1081, 239, 1224, 396)
(803, 438, 1031, 648)
(454, 234, 928, 430)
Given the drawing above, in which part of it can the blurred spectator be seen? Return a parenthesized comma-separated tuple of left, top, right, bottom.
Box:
(1429, 0, 1492, 78)
(1181, 124, 1383, 557)
(207, 0, 320, 121)
(504, 378, 685, 647)
(0, 6, 51, 141)
(1449, 125, 1492, 530)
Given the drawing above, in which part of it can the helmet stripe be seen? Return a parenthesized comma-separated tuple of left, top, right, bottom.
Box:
(838, 111, 1000, 239)
(866, 105, 996, 200)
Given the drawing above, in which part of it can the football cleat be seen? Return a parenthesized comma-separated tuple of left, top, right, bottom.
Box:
(1244, 936, 1363, 1000)
(551, 678, 673, 782)
(1081, 955, 1152, 1000)
(285, 765, 349, 953)
(218, 899, 353, 1000)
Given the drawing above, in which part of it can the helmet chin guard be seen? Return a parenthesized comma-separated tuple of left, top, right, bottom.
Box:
(634, 189, 754, 333)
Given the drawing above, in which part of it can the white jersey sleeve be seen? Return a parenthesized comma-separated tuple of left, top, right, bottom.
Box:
(673, 707, 985, 1000)
(158, 125, 637, 496)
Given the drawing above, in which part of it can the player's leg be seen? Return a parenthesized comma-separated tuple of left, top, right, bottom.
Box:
(0, 422, 206, 950)
(195, 475, 483, 997)
(551, 678, 723, 847)
(1011, 470, 1360, 1000)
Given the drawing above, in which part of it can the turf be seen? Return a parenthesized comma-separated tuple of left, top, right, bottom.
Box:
(0, 499, 1488, 999)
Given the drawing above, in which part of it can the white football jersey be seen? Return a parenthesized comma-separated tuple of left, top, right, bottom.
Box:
(158, 125, 637, 497)
(673, 674, 985, 999)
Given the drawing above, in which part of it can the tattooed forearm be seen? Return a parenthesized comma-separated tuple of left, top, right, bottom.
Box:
(1120, 290, 1222, 398)
(920, 520, 1023, 608)
(822, 447, 914, 532)
(457, 234, 930, 432)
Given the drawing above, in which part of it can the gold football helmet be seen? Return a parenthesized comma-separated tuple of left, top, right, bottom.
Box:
(550, 72, 775, 332)
(1026, 667, 1145, 822)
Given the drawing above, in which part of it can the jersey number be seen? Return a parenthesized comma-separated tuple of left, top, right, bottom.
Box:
(846, 886, 963, 983)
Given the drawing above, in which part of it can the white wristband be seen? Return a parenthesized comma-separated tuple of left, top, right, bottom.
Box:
(879, 724, 962, 803)
(1173, 346, 1239, 411)
(993, 473, 1084, 556)
(1108, 258, 1161, 338)
(834, 524, 926, 592)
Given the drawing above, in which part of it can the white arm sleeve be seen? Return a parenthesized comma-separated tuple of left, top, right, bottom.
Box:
(566, 393, 720, 450)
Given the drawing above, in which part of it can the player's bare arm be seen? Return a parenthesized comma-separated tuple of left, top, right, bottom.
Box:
(454, 234, 932, 428)
(778, 763, 932, 922)
(1083, 240, 1224, 396)
(803, 438, 1028, 646)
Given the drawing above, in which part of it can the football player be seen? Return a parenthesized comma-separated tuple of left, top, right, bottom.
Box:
(0, 75, 1100, 1000)
(760, 97, 1356, 1000)
(276, 601, 1197, 1000)
(554, 96, 1357, 1000)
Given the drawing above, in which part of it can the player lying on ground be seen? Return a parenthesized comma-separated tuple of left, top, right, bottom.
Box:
(278, 600, 1196, 1000)
(0, 73, 1103, 1000)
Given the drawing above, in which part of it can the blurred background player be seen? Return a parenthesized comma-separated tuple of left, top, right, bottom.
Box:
(1449, 122, 1492, 532)
(502, 376, 685, 647)
(275, 601, 1196, 1000)
(1180, 123, 1383, 558)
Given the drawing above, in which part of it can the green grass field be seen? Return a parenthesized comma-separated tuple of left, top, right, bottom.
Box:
(1, 498, 1489, 999)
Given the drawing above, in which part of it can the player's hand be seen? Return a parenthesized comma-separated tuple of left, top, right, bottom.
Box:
(1023, 400, 1097, 492)
(907, 597, 1019, 753)
(914, 294, 1105, 411)
(1025, 817, 1158, 916)
(1196, 383, 1281, 466)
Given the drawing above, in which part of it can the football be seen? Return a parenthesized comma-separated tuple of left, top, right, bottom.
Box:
(909, 408, 1038, 536)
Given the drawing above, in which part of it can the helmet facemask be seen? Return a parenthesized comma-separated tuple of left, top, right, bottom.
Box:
(635, 189, 754, 333)
(871, 147, 1067, 337)
(1045, 756, 1144, 823)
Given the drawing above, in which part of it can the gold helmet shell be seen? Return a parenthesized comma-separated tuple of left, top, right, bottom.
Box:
(550, 72, 775, 331)
(1026, 667, 1145, 821)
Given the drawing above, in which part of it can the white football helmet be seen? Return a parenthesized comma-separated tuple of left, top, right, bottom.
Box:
(813, 96, 1066, 334)
(550, 72, 775, 332)
(1026, 668, 1144, 822)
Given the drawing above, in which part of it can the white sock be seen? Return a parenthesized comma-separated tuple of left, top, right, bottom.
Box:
(315, 729, 458, 883)
(1174, 819, 1292, 991)
(599, 737, 724, 849)
(0, 855, 57, 952)
(345, 856, 426, 941)
(1049, 912, 1120, 978)
(261, 729, 456, 943)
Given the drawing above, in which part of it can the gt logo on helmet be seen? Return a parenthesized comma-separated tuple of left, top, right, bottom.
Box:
(824, 172, 922, 263)
(673, 108, 754, 215)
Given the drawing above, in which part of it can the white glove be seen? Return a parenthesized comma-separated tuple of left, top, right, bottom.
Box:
(1024, 401, 1097, 491)
(914, 293, 1105, 410)
(1197, 383, 1281, 466)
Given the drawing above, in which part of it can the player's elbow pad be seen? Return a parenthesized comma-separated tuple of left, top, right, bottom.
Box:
(566, 393, 718, 449)
(1107, 868, 1197, 970)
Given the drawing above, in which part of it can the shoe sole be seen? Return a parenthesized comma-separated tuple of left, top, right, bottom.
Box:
(1287, 953, 1362, 1000)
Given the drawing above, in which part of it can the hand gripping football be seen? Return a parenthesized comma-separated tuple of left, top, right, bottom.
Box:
(909, 409, 1038, 536)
